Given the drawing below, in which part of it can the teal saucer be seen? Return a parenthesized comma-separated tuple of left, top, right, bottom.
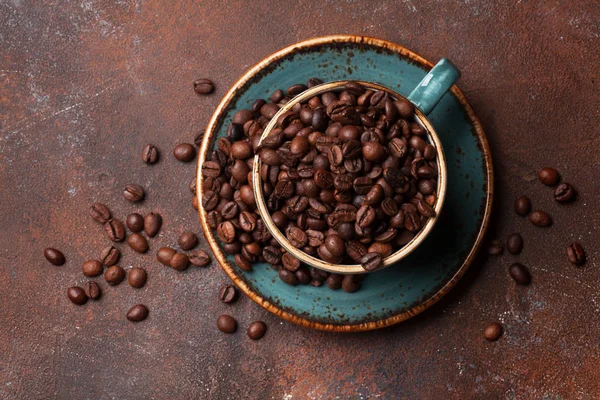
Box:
(197, 35, 493, 332)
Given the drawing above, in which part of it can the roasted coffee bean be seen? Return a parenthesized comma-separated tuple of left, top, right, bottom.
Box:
(123, 184, 144, 202)
(127, 233, 149, 253)
(127, 304, 149, 322)
(416, 199, 436, 217)
(383, 168, 406, 188)
(554, 183, 575, 203)
(239, 211, 257, 232)
(126, 213, 144, 232)
(528, 210, 552, 227)
(144, 212, 162, 237)
(388, 138, 407, 158)
(173, 143, 196, 162)
(170, 253, 190, 271)
(324, 234, 345, 257)
(234, 253, 253, 271)
(82, 260, 103, 277)
(202, 191, 219, 211)
(90, 202, 111, 223)
(84, 281, 101, 300)
(488, 240, 503, 256)
(484, 322, 503, 341)
(142, 144, 159, 164)
(538, 167, 559, 186)
(247, 321, 267, 340)
(396, 230, 414, 246)
(279, 269, 298, 286)
(67, 287, 87, 305)
(99, 246, 119, 267)
(157, 247, 176, 266)
(346, 241, 367, 263)
(128, 267, 147, 288)
(342, 275, 361, 293)
(306, 230, 325, 247)
(193, 78, 214, 94)
(282, 253, 301, 272)
(263, 246, 282, 265)
(44, 248, 65, 266)
(356, 205, 376, 228)
(105, 219, 125, 242)
(509, 263, 531, 285)
(363, 184, 384, 206)
(178, 232, 198, 250)
(217, 314, 237, 333)
(506, 233, 523, 255)
(566, 243, 585, 266)
(202, 161, 221, 178)
(287, 227, 308, 248)
(104, 265, 125, 285)
(361, 252, 383, 271)
(514, 195, 531, 216)
(189, 250, 211, 267)
(192, 196, 199, 210)
(326, 273, 343, 290)
(206, 210, 223, 229)
(219, 285, 238, 304)
(381, 198, 398, 216)
(194, 130, 205, 146)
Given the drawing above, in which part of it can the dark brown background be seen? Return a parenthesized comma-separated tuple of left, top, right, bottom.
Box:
(1, 1, 598, 399)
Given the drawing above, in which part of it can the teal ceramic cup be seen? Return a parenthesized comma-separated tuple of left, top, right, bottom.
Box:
(253, 58, 461, 274)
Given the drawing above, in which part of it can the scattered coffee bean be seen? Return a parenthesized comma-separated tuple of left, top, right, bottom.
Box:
(104, 265, 125, 285)
(123, 184, 145, 202)
(194, 130, 205, 146)
(192, 196, 199, 210)
(105, 219, 125, 242)
(173, 143, 196, 162)
(127, 233, 149, 253)
(528, 210, 552, 227)
(217, 314, 237, 333)
(509, 263, 531, 285)
(44, 248, 65, 266)
(144, 212, 162, 237)
(247, 321, 267, 340)
(193, 78, 214, 95)
(178, 232, 198, 251)
(67, 287, 87, 305)
(189, 249, 211, 267)
(157, 247, 176, 266)
(142, 144, 159, 164)
(566, 243, 585, 266)
(126, 213, 144, 232)
(128, 267, 147, 288)
(538, 167, 559, 186)
(82, 260, 103, 277)
(219, 284, 238, 304)
(189, 177, 197, 194)
(488, 240, 503, 256)
(169, 252, 189, 271)
(90, 202, 111, 223)
(127, 304, 149, 322)
(514, 196, 531, 216)
(100, 245, 120, 266)
(484, 322, 503, 341)
(554, 183, 575, 203)
(84, 281, 101, 300)
(506, 233, 523, 255)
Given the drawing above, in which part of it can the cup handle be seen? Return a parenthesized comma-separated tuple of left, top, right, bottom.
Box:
(407, 58, 461, 116)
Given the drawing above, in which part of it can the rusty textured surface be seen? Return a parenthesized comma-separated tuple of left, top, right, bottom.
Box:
(0, 1, 599, 399)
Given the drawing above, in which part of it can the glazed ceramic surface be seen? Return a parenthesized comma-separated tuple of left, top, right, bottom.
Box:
(197, 36, 493, 331)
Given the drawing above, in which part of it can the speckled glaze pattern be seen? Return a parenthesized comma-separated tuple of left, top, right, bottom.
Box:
(197, 35, 493, 331)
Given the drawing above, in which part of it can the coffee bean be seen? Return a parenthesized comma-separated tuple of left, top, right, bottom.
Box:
(219, 285, 238, 304)
(144, 212, 162, 237)
(528, 210, 552, 227)
(170, 253, 189, 271)
(127, 233, 149, 253)
(509, 263, 531, 285)
(127, 304, 149, 322)
(82, 260, 103, 277)
(157, 247, 176, 266)
(192, 196, 199, 210)
(84, 281, 101, 300)
(361, 252, 383, 271)
(554, 183, 575, 203)
(247, 321, 267, 340)
(194, 130, 205, 146)
(67, 287, 87, 305)
(514, 195, 531, 216)
(123, 184, 144, 202)
(282, 252, 301, 272)
(488, 240, 503, 256)
(217, 221, 237, 243)
(381, 198, 398, 216)
(342, 275, 361, 293)
(126, 213, 144, 232)
(484, 322, 503, 341)
(90, 202, 111, 223)
(217, 314, 237, 333)
(44, 248, 65, 266)
(234, 253, 253, 272)
(128, 267, 147, 288)
(193, 78, 214, 94)
(326, 273, 343, 290)
(356, 205, 375, 228)
(104, 265, 125, 285)
(506, 233, 523, 255)
(105, 219, 125, 242)
(538, 167, 559, 186)
(178, 232, 198, 250)
(566, 243, 585, 266)
(287, 227, 307, 248)
(189, 249, 211, 267)
(202, 161, 221, 178)
(173, 143, 196, 162)
(142, 144, 159, 164)
(279, 269, 298, 286)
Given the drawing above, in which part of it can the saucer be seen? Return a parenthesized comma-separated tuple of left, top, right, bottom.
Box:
(197, 35, 493, 332)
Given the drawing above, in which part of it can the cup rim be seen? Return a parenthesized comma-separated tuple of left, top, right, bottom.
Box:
(252, 80, 448, 274)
